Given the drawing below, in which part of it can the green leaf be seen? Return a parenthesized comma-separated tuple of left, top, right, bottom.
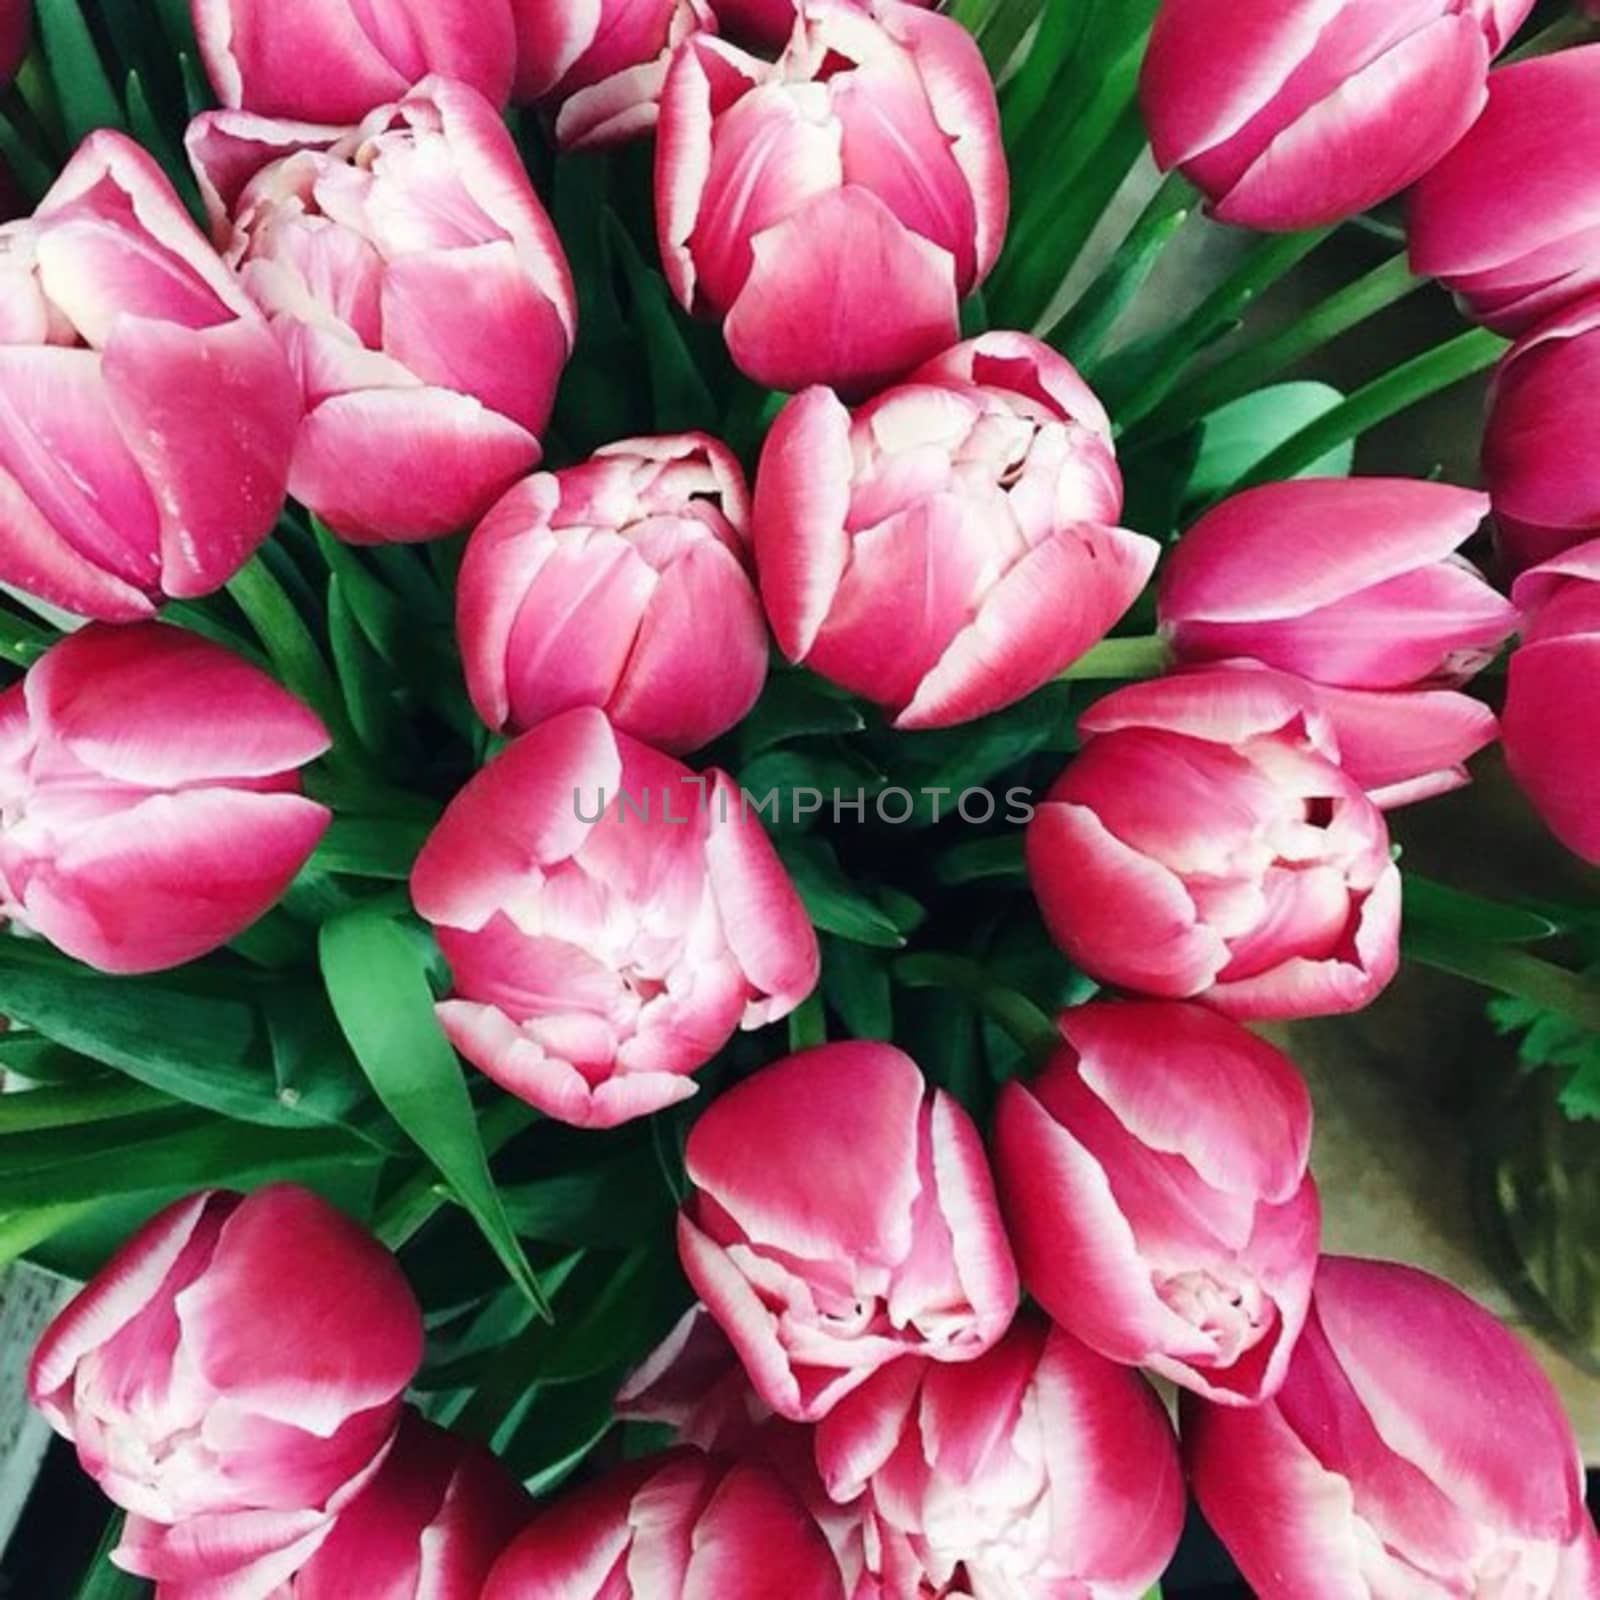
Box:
(311, 816, 432, 881)
(36, 0, 127, 142)
(75, 1514, 146, 1600)
(125, 70, 200, 218)
(1404, 876, 1560, 946)
(0, 1079, 172, 1133)
(1184, 382, 1356, 503)
(508, 1370, 620, 1492)
(822, 938, 893, 1040)
(934, 834, 1026, 886)
(778, 838, 906, 948)
(320, 910, 549, 1316)
(328, 576, 400, 758)
(736, 672, 865, 759)
(498, 1154, 674, 1250)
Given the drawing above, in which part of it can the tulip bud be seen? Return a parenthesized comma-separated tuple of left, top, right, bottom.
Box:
(28, 1186, 423, 1564)
(1027, 666, 1401, 1018)
(1, 0, 28, 83)
(1184, 1257, 1600, 1599)
(753, 333, 1159, 728)
(482, 1450, 846, 1600)
(0, 624, 330, 973)
(1484, 294, 1600, 576)
(1412, 47, 1600, 336)
(1141, 0, 1534, 231)
(1502, 539, 1600, 864)
(677, 1042, 1018, 1423)
(994, 1000, 1320, 1404)
(657, 0, 1006, 394)
(410, 707, 819, 1129)
(0, 133, 299, 621)
(1159, 479, 1515, 690)
(815, 1313, 1186, 1599)
(187, 79, 576, 545)
(191, 0, 517, 124)
(458, 435, 767, 753)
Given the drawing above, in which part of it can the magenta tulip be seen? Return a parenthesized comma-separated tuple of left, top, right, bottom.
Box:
(1411, 47, 1600, 335)
(187, 80, 576, 545)
(1142, 0, 1535, 231)
(1028, 667, 1401, 1018)
(753, 333, 1158, 728)
(457, 435, 767, 753)
(1159, 479, 1515, 690)
(656, 0, 1006, 394)
(0, 132, 299, 621)
(994, 1000, 1320, 1404)
(677, 1042, 1018, 1423)
(411, 707, 818, 1129)
(815, 1313, 1186, 1600)
(482, 1450, 846, 1600)
(191, 0, 516, 123)
(1185, 1257, 1600, 1599)
(1, 0, 28, 83)
(29, 1186, 423, 1584)
(1484, 293, 1600, 576)
(0, 624, 329, 973)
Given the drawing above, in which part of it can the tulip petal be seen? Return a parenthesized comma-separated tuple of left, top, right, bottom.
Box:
(1312, 684, 1498, 809)
(683, 1461, 845, 1600)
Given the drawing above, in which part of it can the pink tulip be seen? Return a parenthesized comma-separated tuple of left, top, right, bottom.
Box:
(511, 0, 714, 149)
(0, 132, 299, 621)
(1502, 538, 1600, 863)
(753, 333, 1159, 728)
(815, 1313, 1186, 1600)
(994, 1000, 1320, 1404)
(1411, 47, 1600, 336)
(187, 79, 576, 545)
(1141, 0, 1536, 231)
(710, 0, 931, 51)
(1, 0, 28, 83)
(410, 706, 818, 1129)
(457, 435, 767, 753)
(677, 1042, 1018, 1423)
(1184, 1257, 1600, 1599)
(1159, 479, 1516, 690)
(1484, 293, 1600, 576)
(192, 0, 516, 124)
(29, 1186, 423, 1585)
(482, 1449, 846, 1600)
(656, 0, 1006, 394)
(0, 624, 330, 973)
(1027, 666, 1401, 1018)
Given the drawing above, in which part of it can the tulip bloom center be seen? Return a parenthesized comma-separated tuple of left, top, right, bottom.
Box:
(1155, 1267, 1274, 1367)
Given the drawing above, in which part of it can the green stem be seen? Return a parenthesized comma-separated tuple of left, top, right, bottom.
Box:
(1132, 252, 1424, 445)
(1056, 633, 1170, 682)
(1403, 927, 1600, 1035)
(1505, 13, 1599, 62)
(787, 990, 827, 1051)
(894, 954, 1061, 1069)
(0, 1201, 99, 1270)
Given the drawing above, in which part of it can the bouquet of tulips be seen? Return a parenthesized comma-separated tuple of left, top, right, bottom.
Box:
(2, 0, 1599, 1593)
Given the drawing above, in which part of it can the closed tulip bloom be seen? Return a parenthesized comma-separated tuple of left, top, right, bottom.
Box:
(0, 624, 329, 974)
(188, 79, 576, 544)
(411, 707, 818, 1129)
(1412, 47, 1600, 336)
(1484, 294, 1600, 576)
(678, 1042, 1018, 1424)
(994, 1000, 1320, 1405)
(1142, 0, 1535, 231)
(192, 0, 516, 124)
(815, 1313, 1186, 1600)
(483, 1450, 845, 1600)
(1159, 479, 1515, 690)
(0, 132, 299, 621)
(458, 435, 767, 753)
(1184, 1257, 1600, 1599)
(1028, 667, 1401, 1018)
(28, 1186, 423, 1583)
(657, 0, 1006, 394)
(754, 333, 1158, 729)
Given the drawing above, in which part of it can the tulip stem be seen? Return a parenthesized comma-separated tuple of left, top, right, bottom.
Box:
(1056, 634, 1170, 682)
(1402, 927, 1600, 1035)
(894, 954, 1061, 1069)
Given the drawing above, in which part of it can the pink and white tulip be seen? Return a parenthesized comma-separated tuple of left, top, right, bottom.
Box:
(677, 1042, 1018, 1423)
(1184, 1257, 1600, 1599)
(187, 79, 576, 544)
(656, 0, 1006, 394)
(753, 333, 1158, 728)
(0, 624, 329, 973)
(1411, 47, 1600, 336)
(1141, 0, 1536, 231)
(0, 132, 299, 621)
(994, 1000, 1320, 1404)
(192, 0, 516, 124)
(28, 1186, 423, 1585)
(410, 706, 818, 1129)
(1502, 538, 1600, 864)
(815, 1313, 1186, 1600)
(1159, 479, 1515, 690)
(1027, 667, 1402, 1018)
(458, 435, 767, 753)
